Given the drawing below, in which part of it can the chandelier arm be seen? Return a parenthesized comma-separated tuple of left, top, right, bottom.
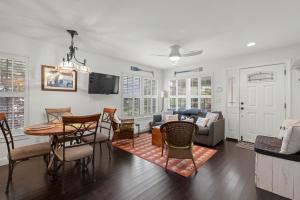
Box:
(73, 51, 86, 65)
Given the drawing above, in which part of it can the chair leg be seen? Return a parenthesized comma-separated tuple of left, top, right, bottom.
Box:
(132, 137, 134, 148)
(5, 162, 13, 193)
(62, 162, 65, 194)
(165, 156, 169, 171)
(161, 144, 164, 157)
(192, 158, 197, 173)
(92, 155, 96, 182)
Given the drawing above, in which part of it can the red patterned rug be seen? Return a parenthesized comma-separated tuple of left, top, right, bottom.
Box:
(112, 134, 217, 177)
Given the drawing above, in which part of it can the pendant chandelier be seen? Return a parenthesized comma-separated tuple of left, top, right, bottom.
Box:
(57, 30, 91, 73)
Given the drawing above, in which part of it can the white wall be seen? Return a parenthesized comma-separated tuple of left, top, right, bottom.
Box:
(163, 44, 300, 138)
(0, 32, 163, 165)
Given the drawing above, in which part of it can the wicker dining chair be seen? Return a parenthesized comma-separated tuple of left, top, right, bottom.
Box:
(112, 116, 135, 147)
(45, 107, 73, 123)
(0, 113, 51, 193)
(54, 113, 101, 193)
(160, 121, 199, 172)
(82, 108, 116, 159)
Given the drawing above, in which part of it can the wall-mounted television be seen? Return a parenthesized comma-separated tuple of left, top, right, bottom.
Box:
(88, 72, 119, 94)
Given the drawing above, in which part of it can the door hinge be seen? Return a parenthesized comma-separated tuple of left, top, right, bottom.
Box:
(284, 69, 287, 75)
(284, 103, 287, 109)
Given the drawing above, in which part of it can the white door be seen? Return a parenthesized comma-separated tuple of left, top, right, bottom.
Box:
(240, 64, 286, 142)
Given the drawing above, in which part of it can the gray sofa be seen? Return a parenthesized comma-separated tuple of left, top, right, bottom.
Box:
(150, 109, 225, 147)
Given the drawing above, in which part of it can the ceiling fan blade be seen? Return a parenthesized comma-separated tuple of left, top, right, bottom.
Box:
(152, 54, 169, 57)
(182, 50, 203, 57)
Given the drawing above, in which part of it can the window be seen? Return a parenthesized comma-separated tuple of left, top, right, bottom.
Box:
(178, 79, 186, 95)
(0, 57, 27, 134)
(168, 76, 212, 111)
(122, 76, 158, 117)
(122, 76, 141, 117)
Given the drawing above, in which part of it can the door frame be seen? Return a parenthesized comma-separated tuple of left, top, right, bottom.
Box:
(238, 63, 287, 141)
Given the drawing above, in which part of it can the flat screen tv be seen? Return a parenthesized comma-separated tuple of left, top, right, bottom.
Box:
(88, 72, 119, 94)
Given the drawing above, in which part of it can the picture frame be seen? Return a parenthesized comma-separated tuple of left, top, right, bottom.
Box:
(41, 65, 77, 92)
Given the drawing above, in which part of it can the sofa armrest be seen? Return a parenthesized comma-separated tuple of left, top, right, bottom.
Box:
(208, 118, 225, 146)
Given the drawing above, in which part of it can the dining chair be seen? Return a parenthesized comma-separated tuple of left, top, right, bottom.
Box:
(0, 113, 51, 193)
(82, 108, 116, 159)
(45, 107, 72, 123)
(112, 115, 135, 147)
(160, 121, 199, 172)
(54, 113, 101, 193)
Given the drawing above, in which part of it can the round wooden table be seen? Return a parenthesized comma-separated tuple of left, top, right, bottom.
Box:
(24, 122, 96, 136)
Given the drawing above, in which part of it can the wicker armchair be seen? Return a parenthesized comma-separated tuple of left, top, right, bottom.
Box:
(112, 117, 135, 147)
(160, 121, 199, 172)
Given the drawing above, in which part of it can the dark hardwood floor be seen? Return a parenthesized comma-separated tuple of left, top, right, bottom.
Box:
(0, 135, 288, 200)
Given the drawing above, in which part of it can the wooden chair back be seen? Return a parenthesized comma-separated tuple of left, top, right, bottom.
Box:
(60, 114, 101, 161)
(160, 121, 198, 148)
(0, 113, 14, 160)
(100, 108, 116, 137)
(45, 107, 72, 123)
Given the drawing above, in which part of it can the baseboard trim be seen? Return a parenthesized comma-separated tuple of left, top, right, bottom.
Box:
(226, 137, 238, 142)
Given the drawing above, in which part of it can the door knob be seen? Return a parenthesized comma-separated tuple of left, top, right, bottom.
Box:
(241, 107, 244, 110)
(241, 102, 244, 105)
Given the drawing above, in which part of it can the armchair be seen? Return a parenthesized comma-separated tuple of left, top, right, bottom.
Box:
(112, 118, 135, 147)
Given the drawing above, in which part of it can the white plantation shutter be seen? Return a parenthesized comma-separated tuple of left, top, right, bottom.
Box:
(0, 57, 27, 132)
(122, 76, 158, 117)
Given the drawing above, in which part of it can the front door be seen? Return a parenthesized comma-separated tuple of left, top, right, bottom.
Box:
(240, 64, 286, 142)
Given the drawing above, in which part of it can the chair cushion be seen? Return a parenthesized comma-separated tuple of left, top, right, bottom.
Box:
(206, 112, 219, 127)
(11, 142, 51, 161)
(196, 127, 209, 136)
(55, 145, 93, 162)
(82, 133, 109, 143)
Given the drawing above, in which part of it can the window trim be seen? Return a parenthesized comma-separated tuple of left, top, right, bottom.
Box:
(168, 73, 214, 111)
(0, 53, 29, 136)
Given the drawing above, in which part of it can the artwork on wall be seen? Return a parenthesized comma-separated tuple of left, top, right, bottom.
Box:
(41, 65, 77, 92)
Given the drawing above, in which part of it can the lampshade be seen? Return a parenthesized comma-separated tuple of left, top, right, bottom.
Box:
(169, 56, 180, 64)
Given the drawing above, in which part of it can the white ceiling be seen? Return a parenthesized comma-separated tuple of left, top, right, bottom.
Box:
(1, 0, 300, 69)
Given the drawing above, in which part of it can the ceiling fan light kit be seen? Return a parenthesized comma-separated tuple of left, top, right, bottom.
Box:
(154, 44, 203, 64)
(56, 30, 91, 73)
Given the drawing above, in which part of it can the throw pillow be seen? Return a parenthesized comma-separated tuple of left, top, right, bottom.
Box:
(206, 112, 219, 127)
(278, 119, 300, 139)
(280, 126, 300, 154)
(113, 114, 122, 124)
(182, 117, 194, 123)
(165, 114, 178, 122)
(161, 111, 173, 122)
(196, 117, 209, 127)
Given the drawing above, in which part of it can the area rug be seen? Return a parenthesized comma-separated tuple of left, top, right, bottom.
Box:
(236, 141, 254, 151)
(112, 134, 217, 177)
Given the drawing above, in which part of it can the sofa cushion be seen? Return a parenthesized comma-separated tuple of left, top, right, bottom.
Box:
(196, 117, 209, 127)
(206, 112, 219, 127)
(162, 111, 173, 122)
(165, 114, 179, 122)
(280, 126, 300, 154)
(254, 135, 300, 162)
(196, 126, 209, 136)
(153, 114, 162, 123)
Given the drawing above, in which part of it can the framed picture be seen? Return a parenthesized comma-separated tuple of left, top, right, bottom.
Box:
(41, 65, 77, 92)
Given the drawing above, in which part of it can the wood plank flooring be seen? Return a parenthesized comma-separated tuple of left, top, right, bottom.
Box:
(0, 135, 288, 200)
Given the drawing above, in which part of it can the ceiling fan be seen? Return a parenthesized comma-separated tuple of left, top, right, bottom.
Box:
(154, 44, 203, 64)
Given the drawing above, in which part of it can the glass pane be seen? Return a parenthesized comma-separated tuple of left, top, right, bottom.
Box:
(201, 98, 212, 111)
(133, 98, 140, 116)
(169, 80, 176, 96)
(191, 98, 199, 109)
(13, 60, 26, 92)
(123, 76, 132, 96)
(123, 98, 133, 116)
(144, 98, 151, 115)
(178, 79, 186, 95)
(133, 77, 140, 97)
(169, 98, 176, 110)
(152, 98, 157, 113)
(152, 80, 157, 95)
(201, 76, 212, 96)
(190, 78, 198, 95)
(0, 97, 24, 129)
(144, 79, 151, 95)
(178, 98, 186, 110)
(0, 59, 13, 92)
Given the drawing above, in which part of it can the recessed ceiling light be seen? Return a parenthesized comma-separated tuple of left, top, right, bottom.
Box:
(247, 42, 256, 47)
